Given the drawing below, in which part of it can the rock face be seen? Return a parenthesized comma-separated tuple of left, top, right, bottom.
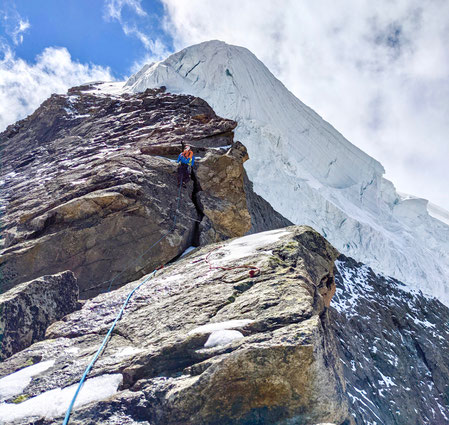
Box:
(0, 83, 289, 298)
(0, 226, 351, 425)
(195, 142, 252, 244)
(332, 255, 449, 425)
(0, 271, 79, 360)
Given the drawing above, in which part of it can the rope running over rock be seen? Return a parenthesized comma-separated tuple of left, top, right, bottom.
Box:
(62, 176, 185, 425)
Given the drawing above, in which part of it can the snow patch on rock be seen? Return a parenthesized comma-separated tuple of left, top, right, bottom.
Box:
(0, 360, 55, 401)
(0, 373, 122, 423)
(189, 319, 253, 335)
(215, 228, 291, 265)
(85, 81, 125, 96)
(204, 329, 244, 348)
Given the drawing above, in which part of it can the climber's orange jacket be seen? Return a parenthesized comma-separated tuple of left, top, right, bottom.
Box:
(177, 149, 195, 166)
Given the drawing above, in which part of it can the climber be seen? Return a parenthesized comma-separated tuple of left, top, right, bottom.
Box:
(177, 145, 195, 188)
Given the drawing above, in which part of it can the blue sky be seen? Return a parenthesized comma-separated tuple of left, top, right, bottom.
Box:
(1, 0, 172, 79)
(1, 0, 448, 210)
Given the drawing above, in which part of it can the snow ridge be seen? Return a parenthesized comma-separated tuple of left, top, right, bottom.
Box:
(125, 40, 449, 305)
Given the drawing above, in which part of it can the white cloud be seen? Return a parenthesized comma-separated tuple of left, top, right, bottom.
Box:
(122, 23, 152, 48)
(0, 1, 30, 45)
(0, 46, 113, 131)
(159, 0, 449, 209)
(128, 38, 171, 73)
(103, 0, 170, 71)
(11, 18, 30, 45)
(104, 0, 147, 21)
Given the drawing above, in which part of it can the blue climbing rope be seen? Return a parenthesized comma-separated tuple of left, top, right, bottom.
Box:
(62, 175, 186, 424)
(62, 270, 157, 425)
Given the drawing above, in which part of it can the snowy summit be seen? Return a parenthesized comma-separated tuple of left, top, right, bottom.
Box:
(125, 40, 449, 305)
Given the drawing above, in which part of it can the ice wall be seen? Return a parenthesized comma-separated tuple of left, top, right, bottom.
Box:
(125, 40, 449, 304)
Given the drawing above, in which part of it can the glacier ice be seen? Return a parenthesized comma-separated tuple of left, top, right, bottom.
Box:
(125, 40, 449, 305)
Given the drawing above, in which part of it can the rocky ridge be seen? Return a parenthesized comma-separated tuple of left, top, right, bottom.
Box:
(332, 256, 449, 424)
(0, 226, 351, 425)
(0, 82, 289, 298)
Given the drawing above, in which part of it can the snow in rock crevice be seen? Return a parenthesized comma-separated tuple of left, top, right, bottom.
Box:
(189, 319, 253, 335)
(125, 40, 449, 305)
(204, 330, 244, 348)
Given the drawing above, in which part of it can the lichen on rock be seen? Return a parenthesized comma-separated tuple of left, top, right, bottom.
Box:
(195, 142, 252, 244)
(0, 271, 79, 360)
(0, 226, 351, 425)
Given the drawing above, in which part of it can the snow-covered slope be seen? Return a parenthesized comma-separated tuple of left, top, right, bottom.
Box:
(428, 201, 449, 226)
(125, 40, 449, 304)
